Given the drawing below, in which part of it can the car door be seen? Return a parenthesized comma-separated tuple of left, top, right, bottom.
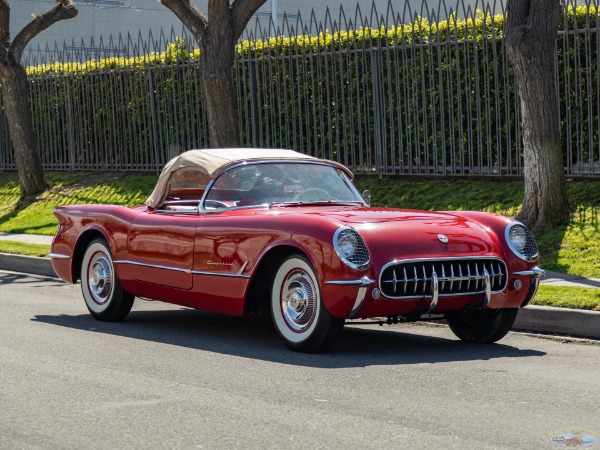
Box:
(126, 210, 197, 290)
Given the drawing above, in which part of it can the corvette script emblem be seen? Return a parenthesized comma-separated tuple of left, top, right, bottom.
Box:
(438, 234, 449, 244)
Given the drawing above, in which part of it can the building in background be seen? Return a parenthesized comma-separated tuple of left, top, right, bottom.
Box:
(13, 0, 504, 63)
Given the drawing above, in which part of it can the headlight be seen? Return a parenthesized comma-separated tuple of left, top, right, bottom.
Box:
(333, 227, 370, 270)
(505, 222, 539, 262)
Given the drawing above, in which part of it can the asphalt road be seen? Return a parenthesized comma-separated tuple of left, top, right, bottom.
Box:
(1, 272, 599, 450)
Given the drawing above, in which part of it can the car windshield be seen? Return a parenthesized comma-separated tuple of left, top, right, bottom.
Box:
(203, 162, 363, 210)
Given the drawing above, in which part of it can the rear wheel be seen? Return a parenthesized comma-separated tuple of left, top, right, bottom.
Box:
(80, 239, 134, 321)
(446, 308, 518, 343)
(271, 255, 344, 353)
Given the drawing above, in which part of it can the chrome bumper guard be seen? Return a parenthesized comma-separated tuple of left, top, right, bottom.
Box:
(326, 277, 374, 319)
(513, 267, 545, 307)
(48, 253, 71, 259)
(427, 268, 491, 313)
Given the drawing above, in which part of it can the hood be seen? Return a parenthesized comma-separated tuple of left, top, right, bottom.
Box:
(278, 206, 501, 264)
(339, 208, 501, 264)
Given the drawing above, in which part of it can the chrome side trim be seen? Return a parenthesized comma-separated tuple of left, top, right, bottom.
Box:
(237, 261, 249, 275)
(114, 260, 250, 279)
(153, 209, 199, 215)
(114, 260, 192, 273)
(191, 269, 250, 279)
(325, 277, 374, 286)
(48, 253, 71, 260)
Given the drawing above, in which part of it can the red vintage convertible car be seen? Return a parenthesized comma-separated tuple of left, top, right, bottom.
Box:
(50, 148, 543, 352)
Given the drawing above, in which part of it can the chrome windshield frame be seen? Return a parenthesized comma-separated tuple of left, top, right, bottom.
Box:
(198, 160, 367, 213)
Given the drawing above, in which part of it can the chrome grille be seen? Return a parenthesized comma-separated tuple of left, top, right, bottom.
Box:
(379, 258, 507, 299)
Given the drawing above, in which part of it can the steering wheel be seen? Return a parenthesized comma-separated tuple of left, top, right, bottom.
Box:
(294, 187, 332, 201)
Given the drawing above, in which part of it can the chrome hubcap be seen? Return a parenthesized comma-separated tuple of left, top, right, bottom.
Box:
(281, 269, 317, 332)
(88, 253, 113, 305)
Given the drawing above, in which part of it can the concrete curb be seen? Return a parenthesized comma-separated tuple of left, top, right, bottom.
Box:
(1, 252, 599, 340)
(0, 253, 56, 278)
(514, 305, 600, 340)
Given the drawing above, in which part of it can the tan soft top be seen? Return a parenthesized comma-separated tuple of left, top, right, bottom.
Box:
(145, 148, 353, 208)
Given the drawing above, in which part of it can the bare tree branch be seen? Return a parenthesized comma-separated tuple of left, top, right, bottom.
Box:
(232, 0, 267, 39)
(11, 0, 78, 62)
(160, 0, 208, 41)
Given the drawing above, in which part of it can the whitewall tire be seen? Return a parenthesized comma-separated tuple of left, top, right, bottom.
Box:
(81, 239, 134, 321)
(271, 255, 344, 353)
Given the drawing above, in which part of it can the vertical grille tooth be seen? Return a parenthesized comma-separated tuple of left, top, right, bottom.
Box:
(440, 264, 447, 293)
(466, 263, 472, 291)
(379, 258, 507, 299)
(413, 266, 418, 295)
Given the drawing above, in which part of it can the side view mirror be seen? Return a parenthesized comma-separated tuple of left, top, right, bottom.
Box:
(361, 190, 372, 206)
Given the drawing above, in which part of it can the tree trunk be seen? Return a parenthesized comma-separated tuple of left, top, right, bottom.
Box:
(1, 64, 47, 200)
(159, 0, 267, 148)
(200, 27, 240, 148)
(505, 0, 569, 231)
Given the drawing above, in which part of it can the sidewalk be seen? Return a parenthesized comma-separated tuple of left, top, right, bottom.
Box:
(541, 270, 600, 289)
(0, 232, 53, 245)
(1, 232, 599, 340)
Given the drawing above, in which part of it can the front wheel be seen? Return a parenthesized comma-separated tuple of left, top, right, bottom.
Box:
(80, 239, 134, 322)
(446, 308, 518, 343)
(271, 255, 344, 353)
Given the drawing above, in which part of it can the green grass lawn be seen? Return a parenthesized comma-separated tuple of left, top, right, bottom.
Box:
(0, 172, 156, 235)
(0, 241, 50, 257)
(533, 285, 600, 311)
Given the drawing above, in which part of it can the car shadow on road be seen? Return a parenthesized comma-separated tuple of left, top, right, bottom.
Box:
(32, 307, 545, 368)
(0, 272, 63, 286)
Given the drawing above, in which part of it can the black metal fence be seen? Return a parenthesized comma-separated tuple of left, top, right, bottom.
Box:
(0, 0, 599, 177)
